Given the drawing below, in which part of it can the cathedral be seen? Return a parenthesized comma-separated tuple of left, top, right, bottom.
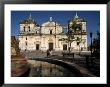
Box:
(19, 13, 87, 52)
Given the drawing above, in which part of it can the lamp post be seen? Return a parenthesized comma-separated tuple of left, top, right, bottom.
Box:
(90, 32, 93, 64)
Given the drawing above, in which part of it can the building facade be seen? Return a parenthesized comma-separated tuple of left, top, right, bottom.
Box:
(19, 13, 87, 52)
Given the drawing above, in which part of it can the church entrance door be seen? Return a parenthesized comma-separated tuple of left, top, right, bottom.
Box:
(49, 43, 53, 50)
(63, 44, 67, 50)
(36, 44, 39, 50)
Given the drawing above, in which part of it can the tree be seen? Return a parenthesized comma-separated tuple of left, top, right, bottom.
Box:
(88, 31, 100, 58)
(59, 20, 82, 53)
(92, 31, 100, 58)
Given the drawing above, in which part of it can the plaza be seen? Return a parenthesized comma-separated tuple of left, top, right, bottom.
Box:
(11, 11, 100, 77)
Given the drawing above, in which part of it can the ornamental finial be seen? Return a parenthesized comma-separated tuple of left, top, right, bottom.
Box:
(49, 17, 52, 21)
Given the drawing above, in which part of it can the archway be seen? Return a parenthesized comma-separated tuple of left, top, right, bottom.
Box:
(49, 43, 53, 50)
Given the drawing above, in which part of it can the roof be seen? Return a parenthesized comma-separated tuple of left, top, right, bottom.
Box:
(20, 13, 38, 25)
(42, 17, 61, 27)
(20, 19, 37, 24)
(71, 12, 86, 22)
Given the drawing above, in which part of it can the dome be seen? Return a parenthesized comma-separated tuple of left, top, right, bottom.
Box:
(41, 17, 63, 34)
(20, 13, 37, 25)
(42, 17, 60, 27)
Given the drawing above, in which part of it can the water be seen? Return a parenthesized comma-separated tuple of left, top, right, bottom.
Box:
(28, 61, 75, 77)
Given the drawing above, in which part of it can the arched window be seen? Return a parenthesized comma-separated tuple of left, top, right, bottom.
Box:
(77, 42, 79, 45)
(28, 26, 30, 31)
(24, 26, 25, 31)
(50, 30, 52, 34)
(26, 37, 27, 40)
(25, 41, 27, 46)
(77, 37, 79, 40)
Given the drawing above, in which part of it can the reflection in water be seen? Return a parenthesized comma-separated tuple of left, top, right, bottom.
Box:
(29, 61, 75, 77)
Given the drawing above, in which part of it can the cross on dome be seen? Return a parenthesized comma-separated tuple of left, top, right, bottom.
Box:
(49, 17, 53, 21)
(29, 13, 32, 20)
(75, 12, 78, 19)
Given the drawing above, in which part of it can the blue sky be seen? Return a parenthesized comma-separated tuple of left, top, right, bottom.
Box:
(11, 11, 100, 46)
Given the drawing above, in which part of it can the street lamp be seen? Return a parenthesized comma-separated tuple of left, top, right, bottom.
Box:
(90, 32, 93, 64)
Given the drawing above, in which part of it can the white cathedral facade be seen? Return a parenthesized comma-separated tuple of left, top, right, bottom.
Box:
(19, 13, 87, 52)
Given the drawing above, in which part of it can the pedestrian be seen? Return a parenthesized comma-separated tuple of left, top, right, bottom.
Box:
(47, 49, 50, 57)
(49, 49, 52, 56)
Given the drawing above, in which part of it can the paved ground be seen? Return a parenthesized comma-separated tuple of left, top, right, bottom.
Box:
(21, 50, 99, 76)
(22, 50, 90, 59)
(22, 50, 89, 69)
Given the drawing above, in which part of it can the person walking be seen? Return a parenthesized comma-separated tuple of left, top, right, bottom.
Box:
(47, 49, 50, 57)
(49, 49, 52, 56)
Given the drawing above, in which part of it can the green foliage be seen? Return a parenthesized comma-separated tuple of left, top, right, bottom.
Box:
(59, 19, 83, 53)
(70, 20, 82, 32)
(88, 31, 100, 58)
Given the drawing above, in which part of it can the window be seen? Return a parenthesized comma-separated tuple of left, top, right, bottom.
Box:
(24, 26, 25, 31)
(63, 44, 67, 50)
(36, 31, 37, 34)
(77, 37, 79, 40)
(77, 42, 79, 45)
(26, 37, 27, 40)
(28, 26, 30, 31)
(25, 41, 27, 46)
(50, 30, 52, 34)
